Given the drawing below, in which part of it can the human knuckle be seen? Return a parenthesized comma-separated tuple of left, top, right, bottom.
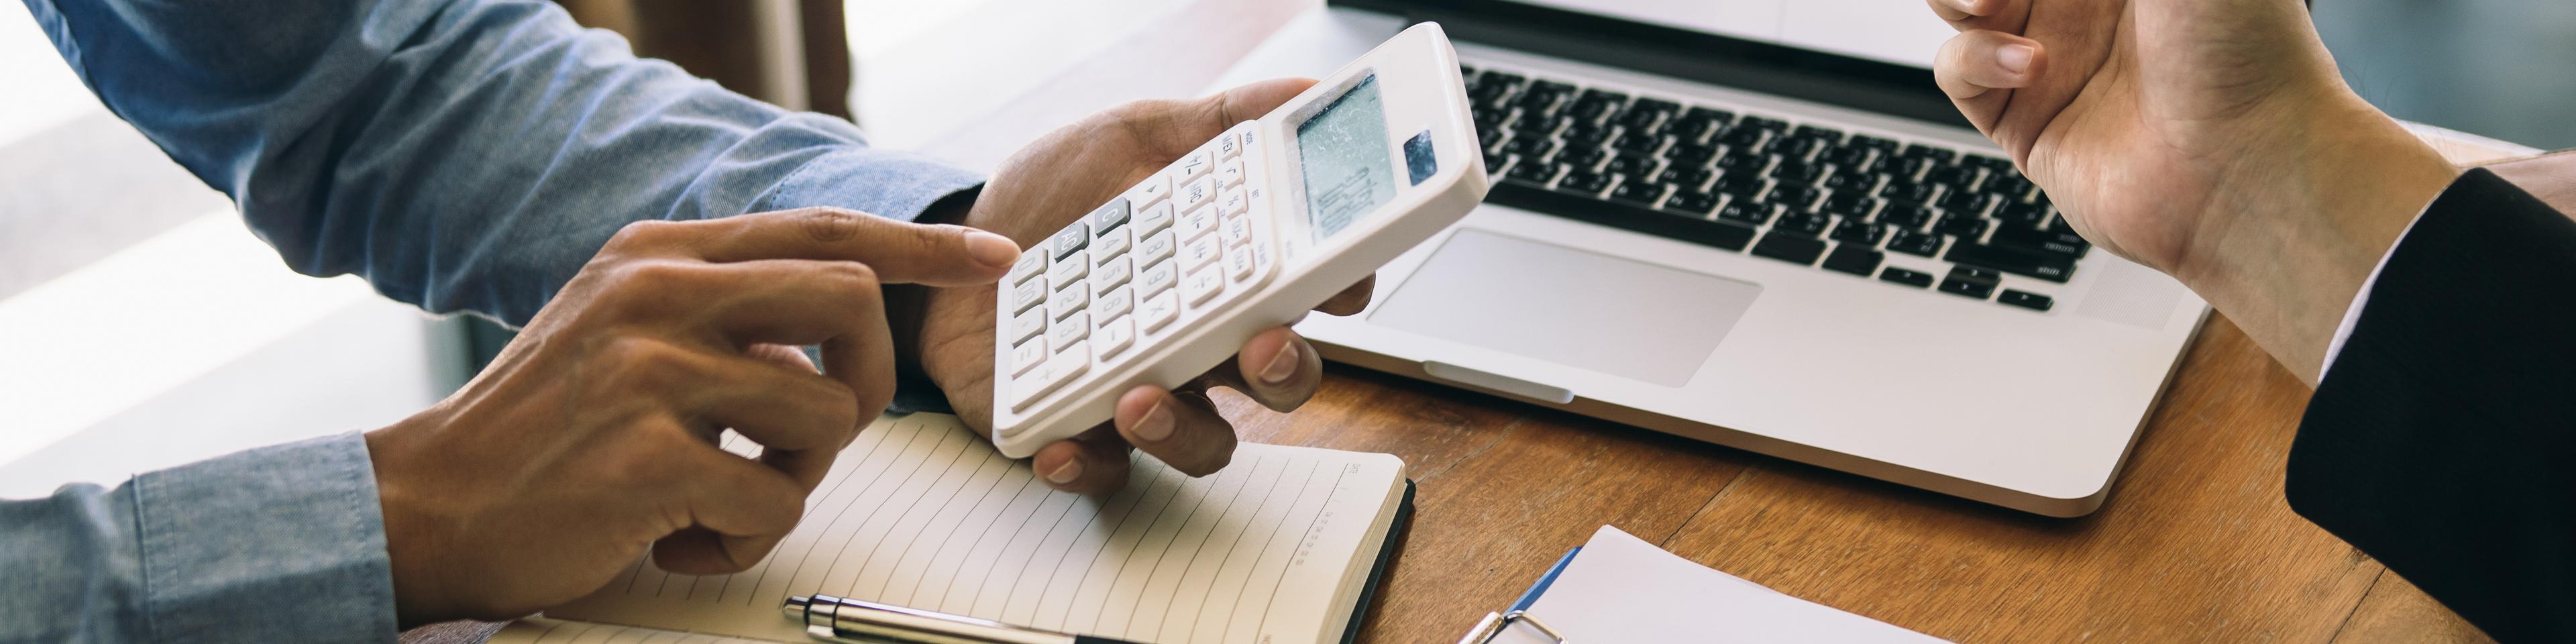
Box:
(607, 219, 681, 250)
(792, 207, 876, 244)
(599, 335, 698, 391)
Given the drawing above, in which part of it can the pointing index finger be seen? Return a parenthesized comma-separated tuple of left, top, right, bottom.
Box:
(676, 208, 1021, 286)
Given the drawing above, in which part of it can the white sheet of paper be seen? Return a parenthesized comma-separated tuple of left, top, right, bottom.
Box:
(1493, 526, 1949, 643)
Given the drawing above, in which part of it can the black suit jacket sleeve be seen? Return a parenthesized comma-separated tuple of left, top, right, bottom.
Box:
(2292, 166, 2576, 643)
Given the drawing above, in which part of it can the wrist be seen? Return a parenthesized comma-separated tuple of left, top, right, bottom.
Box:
(366, 419, 462, 628)
(2171, 94, 2459, 383)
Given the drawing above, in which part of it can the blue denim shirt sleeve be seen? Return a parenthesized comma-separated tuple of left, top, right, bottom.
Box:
(0, 434, 396, 643)
(11, 0, 988, 641)
(23, 0, 986, 326)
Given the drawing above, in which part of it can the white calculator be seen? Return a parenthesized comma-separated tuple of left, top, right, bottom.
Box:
(989, 23, 1487, 458)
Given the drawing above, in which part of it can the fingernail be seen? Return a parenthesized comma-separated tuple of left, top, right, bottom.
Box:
(1134, 398, 1175, 442)
(1997, 44, 2035, 76)
(963, 229, 1022, 268)
(1044, 457, 1083, 484)
(1950, 0, 1986, 15)
(1258, 341, 1301, 386)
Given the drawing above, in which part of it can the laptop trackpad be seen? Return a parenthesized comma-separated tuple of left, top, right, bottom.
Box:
(1367, 229, 1760, 387)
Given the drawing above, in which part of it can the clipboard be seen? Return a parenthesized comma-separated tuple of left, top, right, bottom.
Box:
(1451, 547, 1582, 644)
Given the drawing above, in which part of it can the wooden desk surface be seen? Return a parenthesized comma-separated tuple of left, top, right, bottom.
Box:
(402, 1, 2497, 641)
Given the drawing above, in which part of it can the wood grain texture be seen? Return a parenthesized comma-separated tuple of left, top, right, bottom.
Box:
(2334, 572, 2500, 644)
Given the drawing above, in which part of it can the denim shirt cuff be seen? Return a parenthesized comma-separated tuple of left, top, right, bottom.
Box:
(751, 147, 987, 224)
(131, 432, 398, 643)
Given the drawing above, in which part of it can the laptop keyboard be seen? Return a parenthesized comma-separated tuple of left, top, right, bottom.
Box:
(1462, 64, 2088, 312)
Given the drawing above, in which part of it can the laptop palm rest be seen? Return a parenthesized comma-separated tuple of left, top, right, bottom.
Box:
(1368, 229, 1761, 388)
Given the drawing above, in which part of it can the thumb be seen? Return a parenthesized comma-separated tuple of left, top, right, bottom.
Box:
(1934, 30, 2044, 144)
(684, 207, 1022, 286)
(1140, 76, 1323, 156)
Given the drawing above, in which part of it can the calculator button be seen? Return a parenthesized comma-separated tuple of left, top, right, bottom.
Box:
(1137, 290, 1180, 333)
(1134, 259, 1177, 297)
(1217, 131, 1243, 159)
(1126, 174, 1173, 209)
(1008, 343, 1089, 412)
(1049, 312, 1091, 347)
(1009, 339, 1049, 377)
(1008, 250, 1045, 286)
(1089, 199, 1131, 235)
(1046, 256, 1087, 286)
(1049, 223, 1089, 261)
(1221, 215, 1252, 248)
(1010, 280, 1046, 314)
(1239, 130, 1257, 154)
(1135, 229, 1177, 267)
(1049, 286, 1090, 320)
(1180, 268, 1224, 307)
(1095, 286, 1134, 325)
(1008, 308, 1046, 346)
(1178, 148, 1215, 180)
(1180, 176, 1217, 211)
(1176, 206, 1220, 242)
(1133, 201, 1175, 236)
(1226, 246, 1256, 282)
(1218, 186, 1248, 215)
(1217, 160, 1246, 188)
(1092, 228, 1132, 264)
(1182, 235, 1223, 272)
(1094, 316, 1135, 359)
(1090, 256, 1132, 293)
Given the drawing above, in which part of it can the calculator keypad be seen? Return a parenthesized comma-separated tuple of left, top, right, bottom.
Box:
(996, 123, 1277, 423)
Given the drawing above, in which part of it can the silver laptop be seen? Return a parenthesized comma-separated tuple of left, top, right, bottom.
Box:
(1211, 0, 2208, 516)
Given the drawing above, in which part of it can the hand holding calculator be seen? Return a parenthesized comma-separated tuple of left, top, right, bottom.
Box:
(988, 23, 1488, 458)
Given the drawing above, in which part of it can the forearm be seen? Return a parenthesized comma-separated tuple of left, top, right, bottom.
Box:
(2165, 95, 2459, 385)
(0, 434, 396, 643)
(26, 0, 983, 327)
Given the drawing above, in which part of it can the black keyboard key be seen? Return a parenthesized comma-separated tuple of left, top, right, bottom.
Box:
(1483, 152, 1511, 176)
(1821, 170, 1876, 194)
(1609, 180, 1666, 206)
(1823, 192, 1879, 219)
(1880, 180, 1937, 204)
(1792, 125, 1844, 140)
(1605, 153, 1660, 178)
(1923, 164, 1977, 191)
(1995, 202, 2053, 227)
(1900, 144, 1956, 164)
(1560, 146, 1611, 171)
(1821, 244, 1884, 276)
(1770, 160, 1824, 184)
(1564, 122, 1617, 149)
(1889, 156, 1941, 180)
(1671, 142, 1722, 164)
(1666, 189, 1723, 215)
(1718, 126, 1770, 151)
(1939, 276, 1997, 299)
(1772, 210, 1831, 236)
(1505, 135, 1557, 158)
(1570, 89, 1627, 122)
(1737, 115, 1790, 132)
(1847, 135, 1900, 152)
(1507, 161, 1564, 184)
(1752, 231, 1829, 265)
(1768, 182, 1823, 209)
(1933, 211, 1990, 237)
(1880, 202, 1935, 230)
(1613, 131, 1666, 154)
(1717, 201, 1776, 225)
(1050, 222, 1089, 260)
(1560, 170, 1615, 194)
(1945, 241, 2077, 282)
(1998, 289, 2055, 311)
(1887, 229, 1943, 257)
(1937, 189, 1992, 216)
(1823, 144, 1877, 170)
(1519, 81, 1575, 112)
(1618, 99, 1678, 127)
(1960, 154, 2015, 173)
(2049, 214, 2078, 235)
(1487, 182, 1757, 251)
(1714, 150, 1772, 174)
(1659, 166, 1715, 191)
(1714, 172, 1768, 197)
(1990, 224, 2091, 257)
(1879, 266, 1934, 288)
(1939, 266, 1999, 299)
(1831, 219, 1887, 244)
(1669, 108, 1731, 142)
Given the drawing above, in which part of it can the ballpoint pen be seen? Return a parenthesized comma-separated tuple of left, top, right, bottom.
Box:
(783, 594, 1146, 644)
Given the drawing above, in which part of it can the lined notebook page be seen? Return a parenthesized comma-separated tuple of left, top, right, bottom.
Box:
(544, 413, 1405, 644)
(488, 619, 773, 644)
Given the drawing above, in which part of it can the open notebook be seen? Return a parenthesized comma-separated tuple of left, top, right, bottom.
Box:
(490, 412, 1413, 644)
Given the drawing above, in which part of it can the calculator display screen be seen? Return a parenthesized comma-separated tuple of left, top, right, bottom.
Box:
(1295, 75, 1399, 243)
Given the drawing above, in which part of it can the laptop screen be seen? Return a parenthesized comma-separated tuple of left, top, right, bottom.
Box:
(1510, 0, 1953, 68)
